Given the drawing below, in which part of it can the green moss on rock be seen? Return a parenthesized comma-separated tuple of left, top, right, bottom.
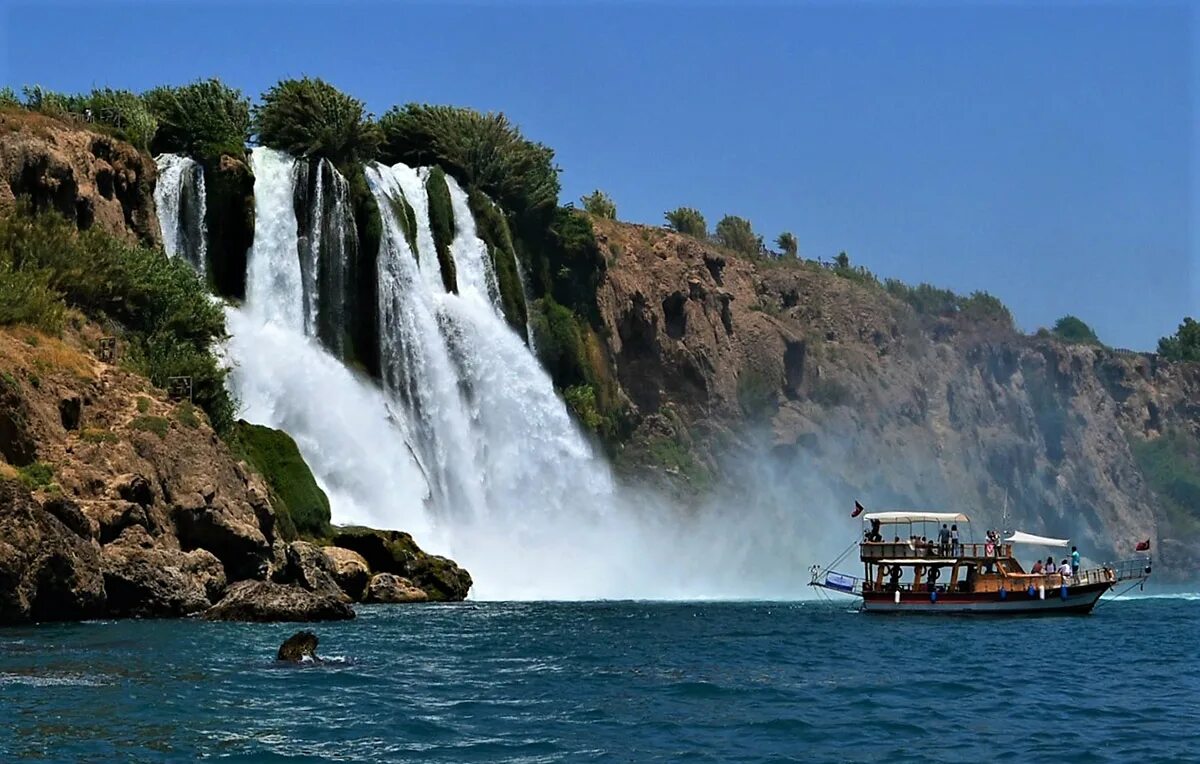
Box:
(232, 421, 331, 541)
(424, 166, 458, 294)
(202, 152, 255, 299)
(468, 187, 528, 339)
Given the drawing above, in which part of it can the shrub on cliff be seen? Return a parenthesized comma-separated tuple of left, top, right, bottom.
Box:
(0, 209, 235, 434)
(253, 78, 381, 167)
(468, 188, 528, 336)
(581, 190, 617, 220)
(1131, 430, 1200, 535)
(664, 207, 707, 238)
(21, 85, 158, 149)
(378, 104, 559, 222)
(1158, 318, 1200, 362)
(143, 78, 250, 159)
(1051, 315, 1101, 346)
(775, 231, 798, 258)
(715, 215, 762, 257)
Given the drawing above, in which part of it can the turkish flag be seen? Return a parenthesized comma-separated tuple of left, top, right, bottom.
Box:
(1135, 539, 1151, 552)
(851, 501, 865, 518)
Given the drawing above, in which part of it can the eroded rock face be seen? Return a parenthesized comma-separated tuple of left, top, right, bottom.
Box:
(322, 546, 371, 601)
(591, 219, 1200, 575)
(0, 111, 159, 246)
(0, 480, 105, 623)
(100, 526, 225, 618)
(365, 573, 429, 604)
(279, 541, 348, 602)
(204, 580, 354, 622)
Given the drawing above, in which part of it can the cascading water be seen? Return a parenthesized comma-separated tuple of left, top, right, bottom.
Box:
(153, 153, 207, 274)
(215, 149, 834, 600)
(444, 174, 501, 308)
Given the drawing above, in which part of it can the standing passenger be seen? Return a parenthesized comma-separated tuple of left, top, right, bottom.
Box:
(938, 524, 951, 556)
(1071, 546, 1081, 577)
(950, 524, 960, 556)
(1031, 559, 1044, 575)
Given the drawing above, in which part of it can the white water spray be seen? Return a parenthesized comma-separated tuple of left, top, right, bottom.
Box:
(153, 153, 207, 274)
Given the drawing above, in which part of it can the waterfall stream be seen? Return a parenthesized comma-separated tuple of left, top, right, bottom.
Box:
(153, 153, 207, 274)
(178, 147, 821, 600)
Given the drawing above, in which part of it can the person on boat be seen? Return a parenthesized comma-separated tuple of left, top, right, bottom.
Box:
(938, 524, 951, 556)
(1058, 559, 1073, 579)
(1031, 559, 1044, 575)
(983, 537, 996, 572)
(950, 524, 960, 556)
(1071, 546, 1081, 576)
(1045, 556, 1056, 577)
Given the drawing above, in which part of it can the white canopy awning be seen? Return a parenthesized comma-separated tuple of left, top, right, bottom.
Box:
(1005, 530, 1069, 547)
(863, 511, 969, 524)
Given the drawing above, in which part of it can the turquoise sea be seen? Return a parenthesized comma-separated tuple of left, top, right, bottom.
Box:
(1, 596, 1197, 763)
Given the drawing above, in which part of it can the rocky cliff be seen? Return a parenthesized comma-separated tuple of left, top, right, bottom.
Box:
(592, 220, 1200, 579)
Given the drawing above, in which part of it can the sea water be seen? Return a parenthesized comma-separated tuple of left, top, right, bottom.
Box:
(1, 597, 1197, 763)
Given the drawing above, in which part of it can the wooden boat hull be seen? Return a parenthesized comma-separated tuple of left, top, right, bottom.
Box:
(861, 582, 1110, 615)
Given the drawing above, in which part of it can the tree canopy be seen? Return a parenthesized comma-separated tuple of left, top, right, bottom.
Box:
(252, 77, 381, 167)
(664, 207, 707, 238)
(1051, 315, 1101, 345)
(715, 215, 760, 257)
(580, 189, 616, 219)
(1158, 317, 1200, 362)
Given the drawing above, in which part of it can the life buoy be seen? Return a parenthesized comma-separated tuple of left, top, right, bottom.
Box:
(888, 565, 903, 580)
(928, 567, 941, 581)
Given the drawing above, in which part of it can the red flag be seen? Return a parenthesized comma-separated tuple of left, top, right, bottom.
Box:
(851, 501, 865, 518)
(1135, 539, 1151, 552)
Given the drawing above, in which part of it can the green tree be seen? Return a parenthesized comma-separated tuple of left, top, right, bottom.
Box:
(664, 207, 707, 238)
(776, 231, 798, 258)
(715, 215, 760, 256)
(253, 77, 381, 166)
(378, 104, 560, 221)
(1158, 317, 1200, 361)
(1051, 315, 1101, 345)
(143, 78, 250, 159)
(834, 251, 850, 269)
(580, 189, 616, 220)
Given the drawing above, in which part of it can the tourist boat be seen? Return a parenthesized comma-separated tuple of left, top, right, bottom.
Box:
(809, 510, 1152, 615)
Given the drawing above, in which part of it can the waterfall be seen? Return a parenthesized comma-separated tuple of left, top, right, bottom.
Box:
(219, 149, 827, 600)
(153, 153, 207, 274)
(296, 158, 356, 357)
(444, 174, 501, 308)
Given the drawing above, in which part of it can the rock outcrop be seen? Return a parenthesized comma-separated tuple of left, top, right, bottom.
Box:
(364, 573, 429, 604)
(0, 110, 159, 246)
(322, 546, 371, 601)
(591, 220, 1200, 577)
(205, 580, 354, 622)
(331, 528, 472, 601)
(0, 480, 105, 623)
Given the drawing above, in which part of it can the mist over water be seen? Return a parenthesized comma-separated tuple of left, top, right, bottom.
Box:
(219, 148, 844, 600)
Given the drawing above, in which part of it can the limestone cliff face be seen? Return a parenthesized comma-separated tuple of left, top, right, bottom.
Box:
(592, 220, 1200, 578)
(0, 110, 160, 246)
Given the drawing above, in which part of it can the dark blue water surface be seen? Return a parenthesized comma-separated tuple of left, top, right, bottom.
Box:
(1, 596, 1197, 763)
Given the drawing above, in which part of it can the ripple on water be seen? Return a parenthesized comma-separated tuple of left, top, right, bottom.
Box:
(0, 600, 1197, 762)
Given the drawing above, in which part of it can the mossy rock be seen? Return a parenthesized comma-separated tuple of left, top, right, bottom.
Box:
(348, 164, 382, 378)
(424, 166, 458, 294)
(232, 421, 330, 540)
(329, 527, 471, 601)
(468, 187, 528, 339)
(202, 152, 254, 299)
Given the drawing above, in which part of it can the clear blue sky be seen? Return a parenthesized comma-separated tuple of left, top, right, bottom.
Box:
(2, 1, 1195, 350)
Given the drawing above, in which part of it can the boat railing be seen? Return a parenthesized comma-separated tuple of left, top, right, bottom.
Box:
(860, 542, 1012, 560)
(1105, 556, 1152, 583)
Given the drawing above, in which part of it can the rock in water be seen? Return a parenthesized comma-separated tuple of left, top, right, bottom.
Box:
(277, 630, 319, 662)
